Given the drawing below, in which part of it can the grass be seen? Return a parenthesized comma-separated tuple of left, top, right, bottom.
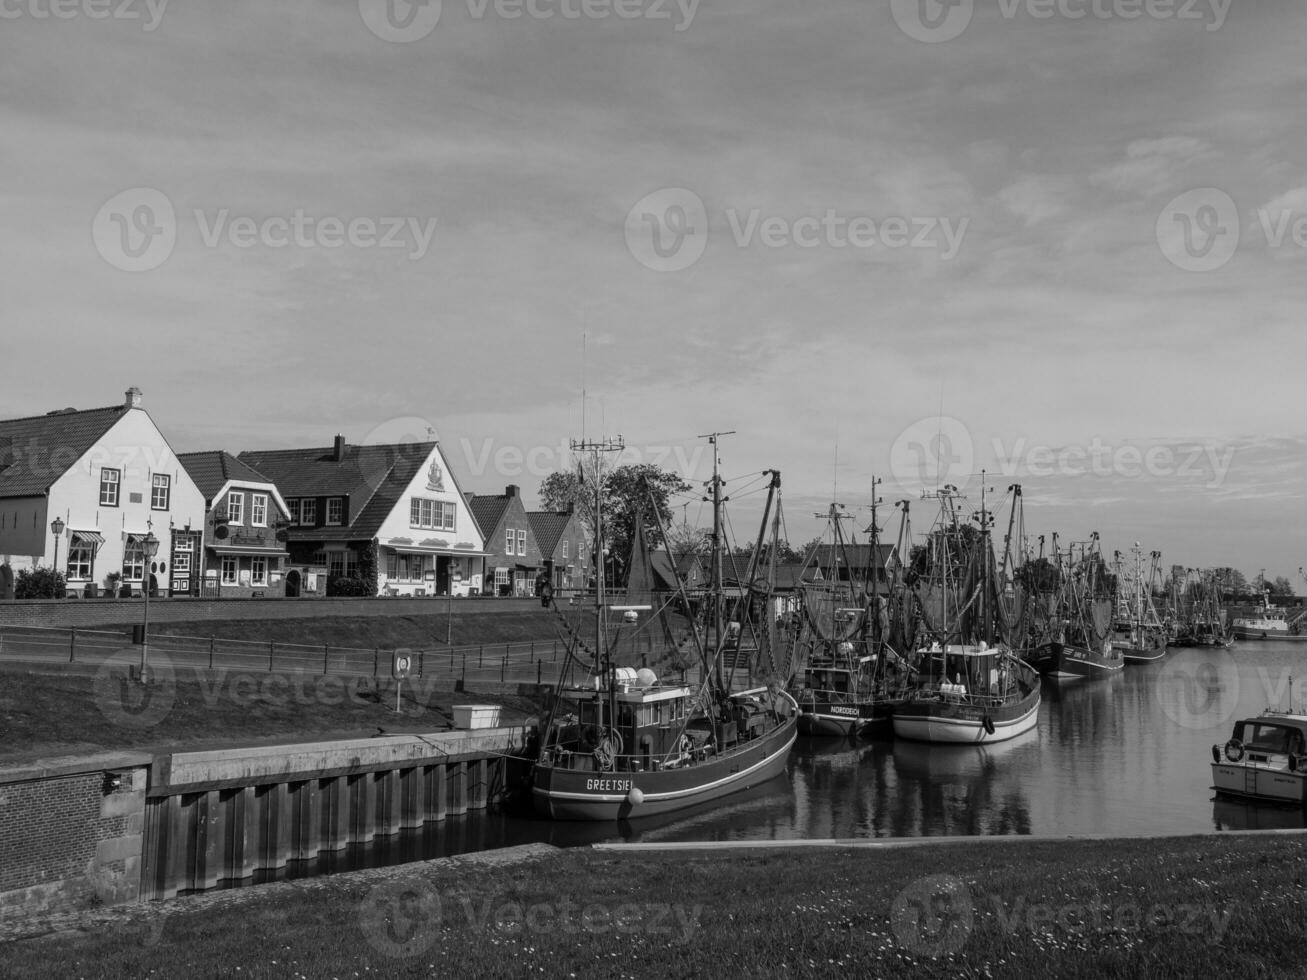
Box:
(0, 667, 549, 764)
(6, 835, 1306, 978)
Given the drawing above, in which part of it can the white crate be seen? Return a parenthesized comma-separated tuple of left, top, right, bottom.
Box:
(452, 704, 501, 729)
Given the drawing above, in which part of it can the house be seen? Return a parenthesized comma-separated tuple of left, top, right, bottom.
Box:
(467, 485, 542, 597)
(792, 543, 901, 594)
(527, 505, 588, 592)
(0, 387, 205, 596)
(177, 451, 295, 597)
(239, 436, 486, 597)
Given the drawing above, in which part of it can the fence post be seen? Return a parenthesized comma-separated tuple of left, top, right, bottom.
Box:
(69, 627, 76, 663)
(537, 659, 542, 685)
(478, 645, 483, 668)
(500, 651, 505, 683)
(419, 651, 425, 677)
(461, 651, 466, 681)
(553, 640, 558, 661)
(374, 648, 379, 677)
(209, 636, 214, 670)
(324, 644, 329, 675)
(269, 640, 275, 672)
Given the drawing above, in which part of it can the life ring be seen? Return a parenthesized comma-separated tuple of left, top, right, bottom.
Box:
(1225, 738, 1244, 763)
(982, 716, 996, 736)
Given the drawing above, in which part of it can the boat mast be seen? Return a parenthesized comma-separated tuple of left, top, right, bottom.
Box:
(700, 430, 734, 691)
(571, 435, 624, 727)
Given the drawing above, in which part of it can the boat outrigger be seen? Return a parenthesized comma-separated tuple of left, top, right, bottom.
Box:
(531, 434, 798, 821)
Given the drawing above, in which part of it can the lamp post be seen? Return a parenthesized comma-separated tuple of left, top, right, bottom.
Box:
(139, 532, 160, 683)
(50, 517, 64, 575)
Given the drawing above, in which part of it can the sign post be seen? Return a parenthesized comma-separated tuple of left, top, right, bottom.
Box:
(391, 648, 414, 713)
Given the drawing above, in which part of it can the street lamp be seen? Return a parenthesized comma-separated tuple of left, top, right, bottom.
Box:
(50, 517, 64, 574)
(139, 531, 160, 683)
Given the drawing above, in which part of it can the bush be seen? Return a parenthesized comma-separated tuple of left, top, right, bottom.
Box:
(15, 567, 66, 599)
(327, 575, 374, 597)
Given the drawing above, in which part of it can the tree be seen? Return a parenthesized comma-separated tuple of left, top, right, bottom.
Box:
(1209, 567, 1248, 596)
(1269, 575, 1295, 598)
(666, 522, 709, 565)
(538, 463, 693, 584)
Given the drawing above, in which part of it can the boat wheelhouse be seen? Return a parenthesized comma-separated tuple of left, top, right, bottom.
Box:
(1211, 711, 1307, 805)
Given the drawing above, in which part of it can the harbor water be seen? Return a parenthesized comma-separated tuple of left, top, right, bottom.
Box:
(216, 641, 1306, 891)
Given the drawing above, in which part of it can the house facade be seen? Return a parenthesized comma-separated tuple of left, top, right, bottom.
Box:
(467, 485, 542, 597)
(178, 451, 295, 598)
(240, 436, 486, 597)
(527, 506, 588, 592)
(0, 388, 206, 596)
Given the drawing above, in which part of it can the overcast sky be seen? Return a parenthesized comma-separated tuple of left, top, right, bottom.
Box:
(2, 0, 1304, 580)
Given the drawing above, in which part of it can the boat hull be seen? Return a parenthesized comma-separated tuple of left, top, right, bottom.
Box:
(532, 716, 798, 820)
(892, 692, 1040, 744)
(1212, 762, 1307, 805)
(1231, 628, 1307, 642)
(1024, 641, 1123, 680)
(796, 708, 859, 738)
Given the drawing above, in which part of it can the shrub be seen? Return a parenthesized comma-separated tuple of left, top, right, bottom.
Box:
(15, 567, 66, 599)
(327, 575, 373, 597)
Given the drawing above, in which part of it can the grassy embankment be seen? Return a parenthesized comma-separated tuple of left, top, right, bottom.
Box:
(6, 835, 1306, 979)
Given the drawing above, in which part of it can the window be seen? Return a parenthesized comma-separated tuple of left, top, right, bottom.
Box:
(251, 493, 268, 527)
(505, 528, 514, 554)
(221, 556, 238, 585)
(494, 567, 509, 587)
(67, 543, 94, 581)
(123, 539, 145, 582)
(285, 499, 300, 524)
(151, 474, 171, 510)
(99, 469, 120, 507)
(517, 530, 527, 556)
(300, 498, 317, 526)
(312, 549, 328, 566)
(251, 557, 267, 586)
(329, 552, 346, 578)
(562, 540, 568, 560)
(410, 498, 455, 530)
(326, 498, 343, 525)
(226, 493, 244, 525)
(172, 550, 191, 574)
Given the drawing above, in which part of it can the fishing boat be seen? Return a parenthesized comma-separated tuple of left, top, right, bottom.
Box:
(1170, 568, 1231, 647)
(531, 435, 798, 820)
(790, 486, 916, 738)
(1110, 545, 1168, 664)
(1232, 583, 1307, 642)
(1022, 533, 1124, 680)
(892, 483, 1041, 744)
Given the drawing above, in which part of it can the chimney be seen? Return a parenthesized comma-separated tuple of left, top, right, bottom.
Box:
(333, 434, 346, 462)
(505, 485, 519, 497)
(125, 387, 142, 410)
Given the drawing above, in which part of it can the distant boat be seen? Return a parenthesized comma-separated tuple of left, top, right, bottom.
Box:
(892, 483, 1041, 744)
(1021, 532, 1123, 680)
(1232, 587, 1307, 642)
(1110, 545, 1168, 665)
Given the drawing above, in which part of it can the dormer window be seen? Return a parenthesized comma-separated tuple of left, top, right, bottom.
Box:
(226, 493, 244, 526)
(326, 497, 344, 526)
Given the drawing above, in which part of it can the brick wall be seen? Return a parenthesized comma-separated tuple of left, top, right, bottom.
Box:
(0, 755, 150, 914)
(0, 595, 549, 629)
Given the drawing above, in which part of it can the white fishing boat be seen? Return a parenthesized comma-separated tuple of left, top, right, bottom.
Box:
(1211, 709, 1307, 805)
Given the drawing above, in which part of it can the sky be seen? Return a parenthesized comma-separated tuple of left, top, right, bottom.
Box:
(2, 0, 1305, 581)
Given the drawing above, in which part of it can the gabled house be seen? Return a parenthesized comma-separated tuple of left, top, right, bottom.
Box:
(793, 543, 901, 594)
(527, 506, 587, 591)
(467, 485, 541, 597)
(178, 451, 294, 597)
(239, 436, 486, 597)
(0, 387, 205, 596)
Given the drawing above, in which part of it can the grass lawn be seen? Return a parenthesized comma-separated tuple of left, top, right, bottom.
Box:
(6, 835, 1306, 979)
(0, 667, 548, 764)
